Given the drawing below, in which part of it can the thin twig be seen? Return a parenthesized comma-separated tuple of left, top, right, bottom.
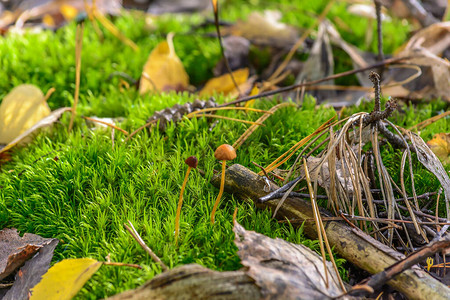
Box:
(124, 221, 168, 271)
(220, 57, 409, 107)
(82, 116, 129, 135)
(211, 0, 240, 94)
(347, 234, 450, 297)
(69, 23, 84, 132)
(374, 0, 384, 76)
(103, 261, 142, 269)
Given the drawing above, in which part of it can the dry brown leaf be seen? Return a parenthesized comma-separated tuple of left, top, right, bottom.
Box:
(199, 68, 250, 97)
(293, 21, 335, 102)
(0, 107, 71, 155)
(0, 84, 51, 144)
(427, 133, 450, 165)
(139, 33, 189, 94)
(225, 10, 298, 48)
(389, 22, 450, 101)
(3, 239, 59, 300)
(234, 222, 347, 299)
(0, 228, 56, 281)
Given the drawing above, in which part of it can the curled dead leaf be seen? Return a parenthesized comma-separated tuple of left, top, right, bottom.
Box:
(225, 10, 298, 48)
(0, 107, 71, 155)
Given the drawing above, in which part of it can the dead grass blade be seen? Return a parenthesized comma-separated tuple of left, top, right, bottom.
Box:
(303, 157, 346, 292)
(259, 116, 336, 175)
(409, 110, 450, 131)
(268, 0, 335, 81)
(68, 23, 84, 133)
(82, 116, 129, 135)
(233, 102, 294, 149)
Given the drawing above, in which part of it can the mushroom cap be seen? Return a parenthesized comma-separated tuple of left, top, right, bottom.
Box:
(214, 144, 236, 161)
(185, 156, 198, 168)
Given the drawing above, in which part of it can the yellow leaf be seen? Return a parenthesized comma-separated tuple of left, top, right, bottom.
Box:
(244, 85, 260, 108)
(42, 14, 55, 27)
(0, 84, 51, 144)
(139, 33, 189, 94)
(427, 133, 450, 165)
(60, 4, 78, 21)
(199, 68, 249, 97)
(30, 258, 103, 300)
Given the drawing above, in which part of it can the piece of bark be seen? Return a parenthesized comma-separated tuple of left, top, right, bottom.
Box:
(0, 228, 55, 281)
(107, 264, 261, 300)
(211, 164, 450, 300)
(234, 222, 348, 299)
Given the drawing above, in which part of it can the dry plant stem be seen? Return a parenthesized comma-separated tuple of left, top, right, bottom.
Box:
(124, 221, 168, 271)
(186, 106, 272, 118)
(211, 161, 226, 224)
(233, 102, 294, 149)
(211, 164, 450, 299)
(188, 114, 263, 126)
(303, 158, 329, 288)
(43, 87, 56, 103)
(221, 56, 408, 107)
(409, 111, 450, 131)
(69, 23, 84, 132)
(304, 158, 346, 291)
(103, 262, 142, 269)
(348, 234, 450, 298)
(124, 119, 158, 143)
(260, 116, 336, 175)
(91, 7, 139, 51)
(82, 116, 129, 135)
(374, 0, 384, 76)
(268, 0, 335, 81)
(369, 71, 381, 112)
(211, 0, 240, 94)
(175, 167, 192, 243)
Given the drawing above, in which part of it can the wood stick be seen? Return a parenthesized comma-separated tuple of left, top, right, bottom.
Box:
(211, 164, 450, 300)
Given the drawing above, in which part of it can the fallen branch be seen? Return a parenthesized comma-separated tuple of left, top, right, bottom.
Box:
(348, 233, 450, 297)
(211, 164, 450, 300)
(108, 264, 261, 300)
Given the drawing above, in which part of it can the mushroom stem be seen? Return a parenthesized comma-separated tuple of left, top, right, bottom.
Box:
(211, 160, 226, 224)
(175, 166, 192, 243)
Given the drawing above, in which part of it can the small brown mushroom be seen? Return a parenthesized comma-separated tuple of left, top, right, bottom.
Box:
(211, 144, 236, 224)
(175, 156, 198, 243)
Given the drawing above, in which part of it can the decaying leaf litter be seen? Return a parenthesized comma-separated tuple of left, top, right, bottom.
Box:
(1, 0, 450, 299)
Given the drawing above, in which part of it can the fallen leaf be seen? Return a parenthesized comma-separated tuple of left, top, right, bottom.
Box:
(0, 228, 55, 281)
(1, 0, 121, 31)
(4, 239, 59, 300)
(293, 21, 335, 102)
(30, 258, 103, 300)
(348, 4, 391, 21)
(225, 10, 298, 48)
(427, 133, 450, 165)
(388, 22, 450, 101)
(147, 0, 211, 14)
(0, 107, 71, 155)
(199, 68, 249, 97)
(139, 33, 189, 94)
(234, 222, 347, 299)
(0, 84, 51, 144)
(408, 131, 450, 218)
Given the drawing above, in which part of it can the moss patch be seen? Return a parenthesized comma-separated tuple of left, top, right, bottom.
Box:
(0, 1, 448, 298)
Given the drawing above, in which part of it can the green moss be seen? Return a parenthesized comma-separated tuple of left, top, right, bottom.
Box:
(0, 2, 448, 298)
